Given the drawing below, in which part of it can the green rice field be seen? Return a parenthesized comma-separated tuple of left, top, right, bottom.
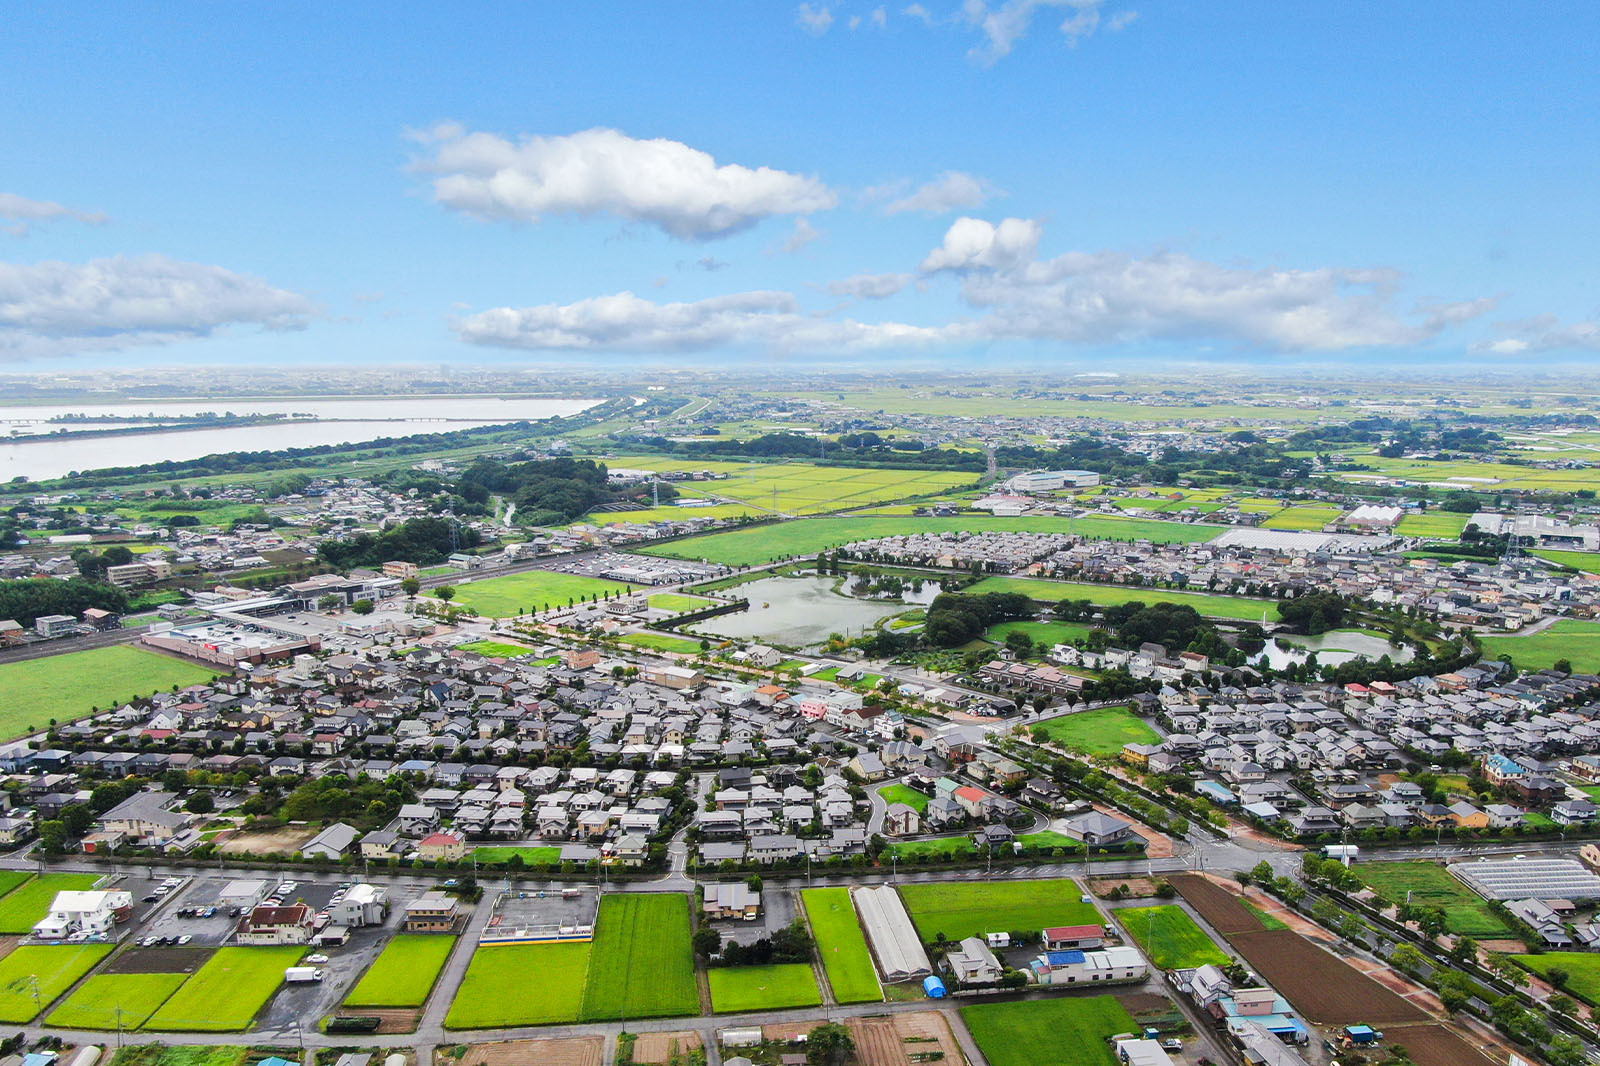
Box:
(1353, 861, 1511, 937)
(596, 459, 979, 517)
(0, 647, 221, 740)
(985, 619, 1096, 649)
(579, 894, 699, 1021)
(1118, 905, 1230, 969)
(144, 946, 305, 1031)
(1514, 953, 1600, 1007)
(471, 845, 562, 865)
(1397, 512, 1472, 538)
(707, 963, 821, 1012)
(445, 942, 591, 1028)
(0, 945, 114, 1022)
(1480, 620, 1600, 674)
(344, 934, 457, 1008)
(801, 888, 882, 1003)
(1532, 549, 1600, 574)
(48, 972, 189, 1029)
(899, 879, 1101, 942)
(0, 874, 102, 933)
(1035, 706, 1161, 755)
(961, 995, 1138, 1066)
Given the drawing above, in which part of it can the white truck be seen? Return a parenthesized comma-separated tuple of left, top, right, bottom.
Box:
(1322, 844, 1360, 862)
(284, 966, 325, 984)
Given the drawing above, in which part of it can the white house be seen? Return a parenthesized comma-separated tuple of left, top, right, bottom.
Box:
(32, 890, 132, 939)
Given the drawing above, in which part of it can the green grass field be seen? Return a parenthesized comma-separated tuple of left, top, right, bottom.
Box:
(1260, 506, 1343, 531)
(446, 942, 591, 1028)
(48, 972, 189, 1029)
(877, 784, 930, 813)
(597, 459, 979, 517)
(899, 880, 1101, 942)
(1514, 953, 1600, 1006)
(1353, 862, 1512, 938)
(961, 995, 1138, 1066)
(454, 640, 537, 657)
(1035, 707, 1161, 756)
(108, 1045, 262, 1066)
(430, 570, 631, 617)
(801, 888, 882, 1003)
(886, 836, 975, 859)
(589, 503, 765, 524)
(579, 894, 699, 1021)
(144, 946, 304, 1031)
(1118, 905, 1230, 969)
(1397, 512, 1472, 538)
(651, 514, 1218, 568)
(1532, 549, 1600, 574)
(0, 647, 221, 739)
(708, 963, 821, 1012)
(618, 632, 705, 654)
(1017, 830, 1084, 852)
(471, 845, 562, 864)
(0, 874, 102, 933)
(986, 619, 1096, 649)
(964, 576, 1274, 621)
(647, 592, 718, 612)
(0, 944, 114, 1022)
(344, 934, 456, 1008)
(1481, 620, 1600, 674)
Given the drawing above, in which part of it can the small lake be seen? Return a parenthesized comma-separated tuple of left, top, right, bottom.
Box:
(0, 396, 599, 480)
(693, 574, 944, 648)
(1260, 629, 1415, 670)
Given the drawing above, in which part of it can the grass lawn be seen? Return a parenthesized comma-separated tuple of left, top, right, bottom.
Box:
(1353, 862, 1511, 938)
(430, 570, 631, 617)
(344, 934, 456, 1008)
(961, 995, 1138, 1066)
(644, 514, 1217, 568)
(708, 964, 821, 1012)
(0, 945, 114, 1022)
(801, 888, 882, 1004)
(1118, 905, 1230, 969)
(618, 632, 705, 654)
(579, 894, 698, 1021)
(0, 874, 102, 933)
(471, 845, 562, 865)
(899, 880, 1101, 942)
(1018, 830, 1084, 852)
(647, 592, 717, 612)
(1514, 953, 1600, 1006)
(446, 942, 590, 1028)
(48, 972, 189, 1029)
(1397, 512, 1471, 538)
(454, 640, 536, 658)
(877, 784, 930, 814)
(0, 647, 221, 739)
(986, 619, 1095, 649)
(963, 576, 1274, 622)
(144, 946, 304, 1031)
(1481, 620, 1600, 674)
(1035, 706, 1161, 756)
(886, 836, 975, 860)
(1532, 549, 1600, 574)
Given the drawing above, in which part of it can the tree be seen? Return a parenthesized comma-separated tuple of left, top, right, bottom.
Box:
(1435, 971, 1473, 1013)
(317, 594, 343, 610)
(400, 577, 421, 597)
(692, 926, 721, 959)
(351, 599, 375, 615)
(1250, 860, 1274, 885)
(435, 585, 457, 603)
(1004, 630, 1034, 658)
(805, 1023, 854, 1066)
(1390, 942, 1423, 972)
(1545, 1035, 1586, 1066)
(184, 792, 215, 814)
(1450, 936, 1479, 965)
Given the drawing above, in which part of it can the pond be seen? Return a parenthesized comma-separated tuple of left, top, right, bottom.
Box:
(692, 573, 944, 648)
(1259, 629, 1415, 670)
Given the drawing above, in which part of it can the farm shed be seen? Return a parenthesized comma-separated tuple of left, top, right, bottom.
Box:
(851, 885, 930, 981)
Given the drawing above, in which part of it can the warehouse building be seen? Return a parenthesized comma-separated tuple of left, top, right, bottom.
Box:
(851, 885, 929, 981)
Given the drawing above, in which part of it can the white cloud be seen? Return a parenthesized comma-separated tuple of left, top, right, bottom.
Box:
(1106, 9, 1138, 31)
(0, 192, 108, 236)
(413, 125, 836, 241)
(0, 254, 316, 359)
(872, 6, 889, 27)
(903, 3, 935, 24)
(797, 3, 835, 35)
(882, 171, 1000, 214)
(455, 290, 953, 353)
(962, 0, 1115, 63)
(919, 216, 1043, 273)
(1472, 313, 1600, 354)
(779, 218, 822, 253)
(827, 272, 913, 300)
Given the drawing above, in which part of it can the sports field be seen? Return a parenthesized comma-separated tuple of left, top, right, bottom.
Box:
(1035, 707, 1161, 756)
(0, 874, 102, 933)
(1480, 620, 1600, 674)
(1396, 512, 1472, 538)
(345, 934, 456, 1008)
(961, 995, 1138, 1066)
(1118, 905, 1230, 969)
(707, 963, 821, 1012)
(1513, 952, 1600, 1007)
(454, 640, 537, 658)
(985, 619, 1095, 649)
(579, 894, 699, 1021)
(471, 845, 562, 864)
(618, 632, 705, 654)
(653, 514, 1218, 568)
(430, 571, 631, 617)
(1352, 862, 1511, 938)
(0, 944, 114, 1022)
(0, 647, 221, 739)
(899, 880, 1101, 942)
(446, 942, 591, 1027)
(964, 575, 1273, 621)
(876, 784, 929, 813)
(801, 888, 881, 1003)
(48, 972, 189, 1029)
(144, 946, 304, 1031)
(647, 592, 717, 612)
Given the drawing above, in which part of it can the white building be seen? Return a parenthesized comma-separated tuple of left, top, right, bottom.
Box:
(1003, 469, 1101, 493)
(329, 884, 388, 927)
(32, 890, 132, 939)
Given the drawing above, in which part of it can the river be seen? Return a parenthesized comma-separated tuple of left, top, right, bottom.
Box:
(0, 396, 600, 480)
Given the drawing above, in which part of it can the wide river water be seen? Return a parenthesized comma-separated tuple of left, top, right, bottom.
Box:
(0, 396, 599, 480)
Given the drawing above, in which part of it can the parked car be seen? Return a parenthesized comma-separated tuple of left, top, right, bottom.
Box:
(304, 953, 330, 964)
(177, 934, 192, 945)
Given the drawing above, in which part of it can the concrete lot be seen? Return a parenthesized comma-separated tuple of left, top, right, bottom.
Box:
(713, 884, 798, 947)
(486, 882, 599, 932)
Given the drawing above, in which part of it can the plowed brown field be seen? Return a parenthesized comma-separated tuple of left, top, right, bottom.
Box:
(1386, 1024, 1501, 1066)
(1168, 873, 1264, 934)
(1228, 930, 1427, 1025)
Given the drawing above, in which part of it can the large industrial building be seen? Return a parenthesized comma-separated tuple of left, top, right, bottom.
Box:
(1002, 469, 1101, 493)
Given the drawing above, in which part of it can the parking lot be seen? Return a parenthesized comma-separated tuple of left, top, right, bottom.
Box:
(714, 885, 797, 947)
(486, 882, 598, 934)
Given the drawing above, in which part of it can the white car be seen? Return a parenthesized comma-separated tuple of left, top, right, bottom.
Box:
(304, 953, 330, 964)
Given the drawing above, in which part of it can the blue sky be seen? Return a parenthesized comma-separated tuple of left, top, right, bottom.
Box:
(3, 1, 1598, 370)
